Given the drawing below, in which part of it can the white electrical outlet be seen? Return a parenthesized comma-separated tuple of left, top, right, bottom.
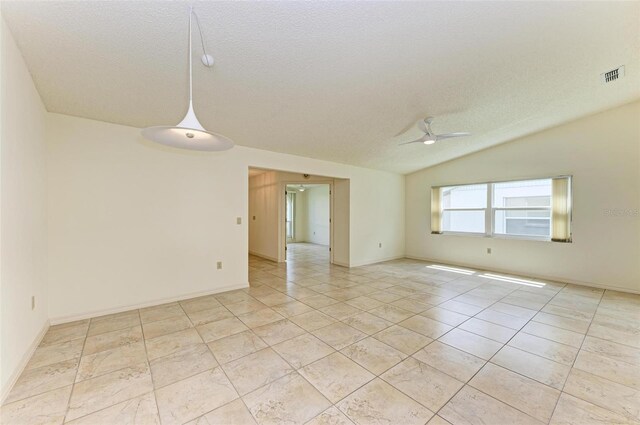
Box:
(487, 248, 492, 254)
(32, 296, 36, 310)
(217, 261, 223, 270)
(236, 217, 242, 225)
(379, 242, 382, 248)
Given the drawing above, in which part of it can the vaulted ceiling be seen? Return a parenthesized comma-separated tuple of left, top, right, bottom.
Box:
(2, 1, 639, 173)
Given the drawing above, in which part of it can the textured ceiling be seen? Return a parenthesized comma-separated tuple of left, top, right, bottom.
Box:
(2, 1, 639, 174)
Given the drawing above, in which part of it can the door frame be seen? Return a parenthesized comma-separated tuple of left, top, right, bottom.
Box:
(279, 180, 334, 264)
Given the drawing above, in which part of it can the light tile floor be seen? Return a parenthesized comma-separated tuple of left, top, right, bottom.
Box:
(2, 242, 640, 425)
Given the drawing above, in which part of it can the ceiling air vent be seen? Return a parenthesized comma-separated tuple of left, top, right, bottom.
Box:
(601, 66, 625, 84)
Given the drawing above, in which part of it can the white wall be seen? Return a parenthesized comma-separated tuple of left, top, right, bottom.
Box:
(0, 18, 49, 399)
(304, 185, 330, 245)
(47, 114, 405, 321)
(406, 101, 640, 293)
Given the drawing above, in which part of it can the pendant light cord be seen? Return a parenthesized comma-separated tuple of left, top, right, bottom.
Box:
(188, 6, 212, 108)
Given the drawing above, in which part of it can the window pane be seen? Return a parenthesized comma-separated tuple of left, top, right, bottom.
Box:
(493, 179, 551, 207)
(494, 209, 551, 237)
(442, 184, 487, 209)
(443, 210, 485, 233)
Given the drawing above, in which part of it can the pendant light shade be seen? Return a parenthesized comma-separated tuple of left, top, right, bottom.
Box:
(141, 7, 233, 151)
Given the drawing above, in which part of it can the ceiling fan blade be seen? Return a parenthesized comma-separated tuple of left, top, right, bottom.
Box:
(435, 132, 471, 140)
(416, 119, 429, 134)
(399, 137, 426, 146)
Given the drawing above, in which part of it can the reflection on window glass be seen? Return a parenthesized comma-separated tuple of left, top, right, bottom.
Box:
(442, 184, 487, 209)
(442, 210, 485, 233)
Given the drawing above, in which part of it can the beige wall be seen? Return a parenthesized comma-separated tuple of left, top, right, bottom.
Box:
(406, 101, 640, 293)
(47, 116, 405, 322)
(1, 18, 49, 399)
(304, 185, 331, 246)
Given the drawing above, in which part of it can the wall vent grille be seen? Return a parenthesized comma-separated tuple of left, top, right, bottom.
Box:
(601, 66, 625, 83)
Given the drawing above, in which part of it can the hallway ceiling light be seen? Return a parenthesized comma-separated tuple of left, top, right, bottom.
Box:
(141, 7, 233, 151)
(298, 185, 305, 192)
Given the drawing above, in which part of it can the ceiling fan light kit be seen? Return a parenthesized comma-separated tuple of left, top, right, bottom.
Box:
(141, 7, 233, 152)
(400, 117, 470, 147)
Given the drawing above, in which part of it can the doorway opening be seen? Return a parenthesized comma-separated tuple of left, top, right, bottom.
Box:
(248, 167, 350, 267)
(285, 183, 331, 263)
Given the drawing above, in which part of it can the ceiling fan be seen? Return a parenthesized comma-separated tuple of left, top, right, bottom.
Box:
(399, 117, 470, 146)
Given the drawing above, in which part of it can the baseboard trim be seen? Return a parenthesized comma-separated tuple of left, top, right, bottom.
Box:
(249, 250, 279, 263)
(404, 254, 640, 295)
(349, 255, 405, 268)
(49, 282, 249, 325)
(332, 260, 350, 267)
(1, 319, 50, 404)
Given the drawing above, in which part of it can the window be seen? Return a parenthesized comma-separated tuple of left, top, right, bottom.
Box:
(431, 177, 571, 242)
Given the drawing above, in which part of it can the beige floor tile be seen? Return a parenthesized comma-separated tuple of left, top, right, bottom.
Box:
(5, 358, 78, 404)
(199, 399, 257, 425)
(550, 393, 640, 425)
(440, 300, 484, 316)
(288, 310, 337, 332)
(319, 303, 362, 321)
(300, 294, 341, 309)
(421, 307, 470, 326)
(88, 311, 140, 336)
(76, 341, 146, 382)
(373, 325, 432, 355)
(469, 363, 560, 422)
(186, 306, 234, 326)
(215, 290, 254, 306)
(207, 330, 267, 364)
(196, 317, 249, 342)
(66, 363, 153, 421)
(256, 292, 295, 306)
(508, 332, 578, 365)
(475, 309, 529, 330)
(145, 328, 203, 360)
(413, 341, 485, 382)
(588, 314, 640, 349)
(179, 295, 222, 314)
(40, 322, 88, 346)
(390, 298, 432, 314)
(312, 322, 367, 350)
(458, 318, 517, 343)
(272, 333, 334, 369)
(149, 343, 218, 388)
(252, 319, 306, 345)
(342, 312, 392, 335)
(341, 337, 407, 375)
(237, 309, 285, 329)
(491, 345, 570, 390)
(83, 325, 143, 356)
(382, 357, 463, 411)
(65, 392, 160, 425)
(399, 315, 453, 339)
(581, 336, 640, 366)
(0, 385, 72, 425)
(306, 406, 355, 425)
(26, 338, 84, 370)
(368, 304, 414, 323)
(243, 372, 331, 425)
(271, 300, 314, 317)
(439, 385, 544, 425)
(564, 368, 640, 421)
(139, 303, 184, 324)
(574, 350, 640, 390)
(222, 348, 294, 395)
(337, 378, 434, 425)
(300, 352, 374, 403)
(542, 303, 594, 321)
(345, 296, 384, 310)
(427, 415, 453, 425)
(155, 367, 238, 425)
(225, 298, 269, 315)
(142, 314, 192, 340)
(532, 311, 591, 334)
(522, 321, 585, 348)
(438, 328, 502, 360)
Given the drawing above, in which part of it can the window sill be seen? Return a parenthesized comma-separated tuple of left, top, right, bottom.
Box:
(435, 232, 561, 243)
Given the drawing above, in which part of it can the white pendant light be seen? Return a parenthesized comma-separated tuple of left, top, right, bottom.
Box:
(142, 7, 233, 151)
(298, 185, 305, 192)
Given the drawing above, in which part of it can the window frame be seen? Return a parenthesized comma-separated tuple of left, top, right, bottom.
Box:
(435, 176, 570, 242)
